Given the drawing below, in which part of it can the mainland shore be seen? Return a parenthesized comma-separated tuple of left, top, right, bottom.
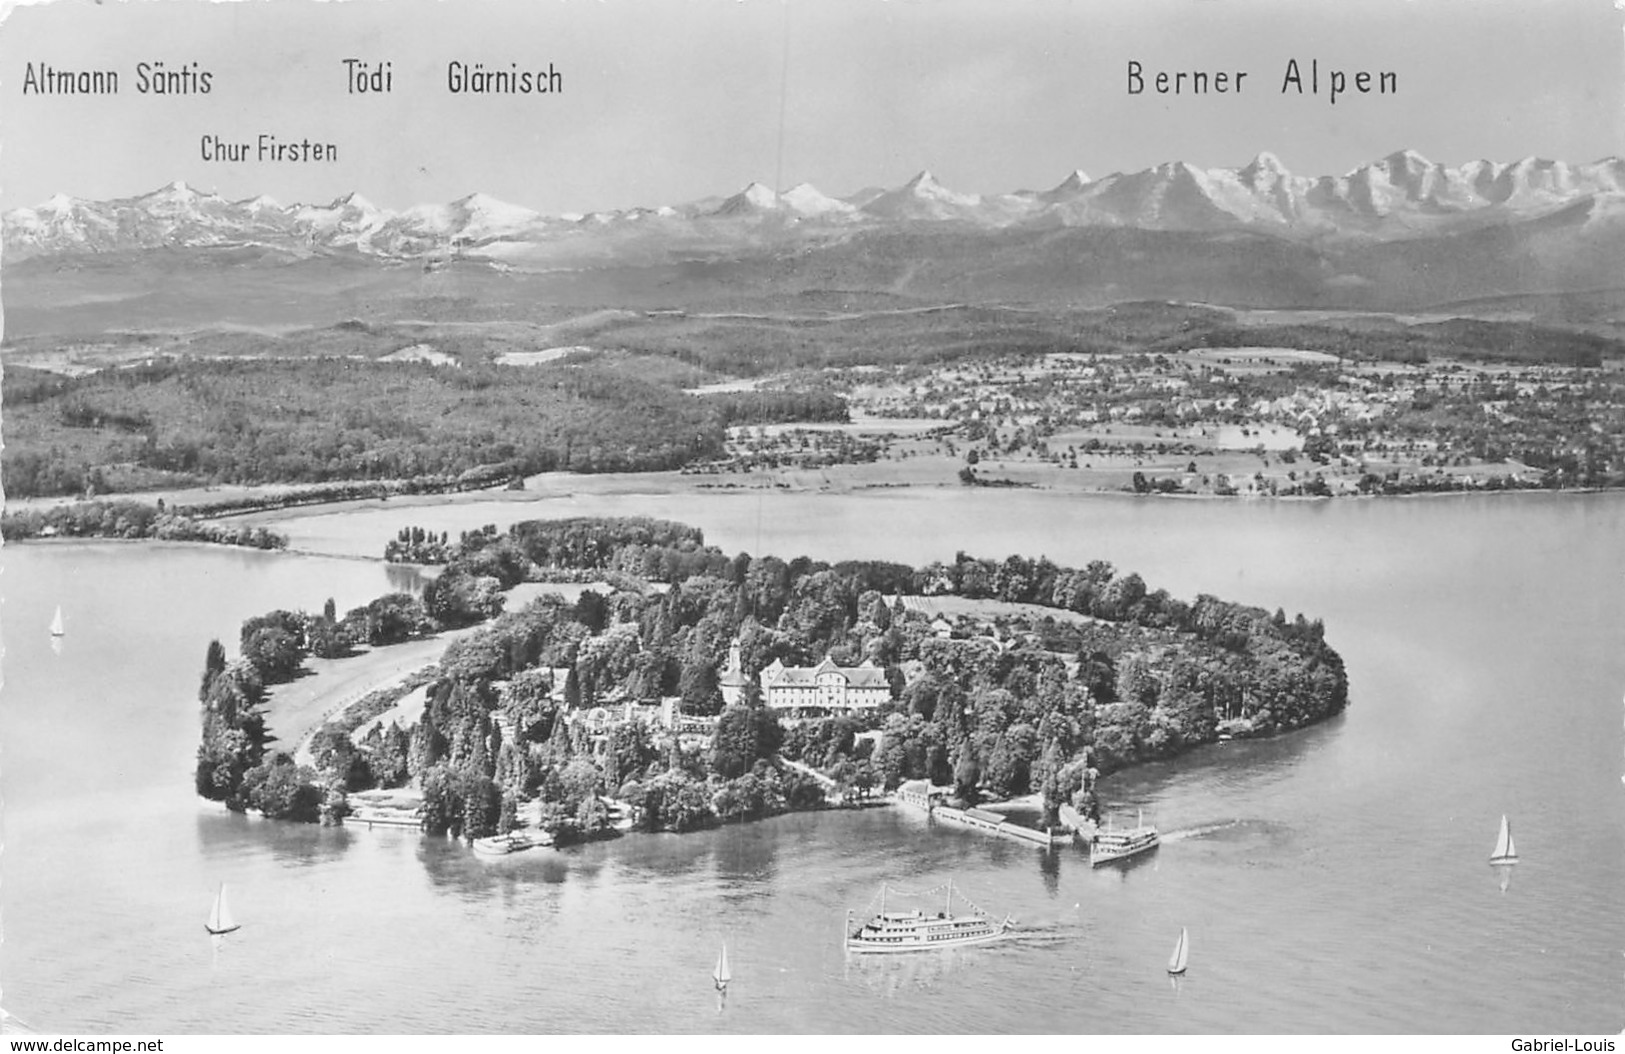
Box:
(4, 434, 1559, 564)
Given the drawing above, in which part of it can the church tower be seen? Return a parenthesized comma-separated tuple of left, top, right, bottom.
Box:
(719, 638, 748, 706)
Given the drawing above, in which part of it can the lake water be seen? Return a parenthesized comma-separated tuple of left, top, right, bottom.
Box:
(2, 492, 1622, 1034)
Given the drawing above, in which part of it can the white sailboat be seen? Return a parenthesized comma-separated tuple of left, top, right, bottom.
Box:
(49, 606, 65, 637)
(712, 943, 731, 992)
(206, 883, 240, 936)
(1490, 814, 1518, 865)
(1167, 927, 1189, 975)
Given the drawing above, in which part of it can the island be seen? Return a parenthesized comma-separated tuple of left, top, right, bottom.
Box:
(194, 516, 1349, 845)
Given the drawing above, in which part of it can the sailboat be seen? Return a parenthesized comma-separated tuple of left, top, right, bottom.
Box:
(205, 883, 240, 936)
(712, 943, 731, 992)
(49, 606, 65, 637)
(1168, 927, 1189, 975)
(1490, 814, 1519, 865)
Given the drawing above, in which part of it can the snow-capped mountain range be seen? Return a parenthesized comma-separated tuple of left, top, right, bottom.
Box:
(7, 150, 1624, 261)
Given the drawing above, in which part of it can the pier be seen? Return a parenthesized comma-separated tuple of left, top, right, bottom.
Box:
(343, 788, 425, 830)
(894, 780, 1076, 849)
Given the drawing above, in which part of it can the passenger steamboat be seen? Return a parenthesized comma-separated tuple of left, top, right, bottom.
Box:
(1089, 810, 1160, 867)
(845, 879, 1011, 953)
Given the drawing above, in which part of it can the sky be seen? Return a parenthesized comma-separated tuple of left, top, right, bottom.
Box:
(0, 0, 1621, 214)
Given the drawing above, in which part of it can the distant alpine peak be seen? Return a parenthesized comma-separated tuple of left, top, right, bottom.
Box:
(715, 181, 784, 216)
(449, 192, 540, 221)
(779, 182, 854, 215)
(1507, 155, 1566, 174)
(896, 170, 979, 205)
(454, 191, 509, 207)
(716, 180, 858, 218)
(7, 148, 1624, 259)
(1382, 148, 1434, 169)
(149, 180, 229, 204)
(1054, 170, 1093, 192)
(300, 190, 380, 215)
(1242, 151, 1287, 174)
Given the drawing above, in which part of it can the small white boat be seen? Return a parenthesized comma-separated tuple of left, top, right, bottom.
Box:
(49, 606, 65, 637)
(712, 943, 731, 992)
(471, 830, 552, 856)
(1168, 926, 1189, 975)
(1490, 814, 1518, 865)
(205, 882, 240, 936)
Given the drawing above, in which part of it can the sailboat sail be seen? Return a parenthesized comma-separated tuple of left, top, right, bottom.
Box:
(712, 944, 731, 990)
(49, 607, 65, 637)
(1491, 815, 1518, 864)
(206, 883, 240, 935)
(1168, 927, 1189, 975)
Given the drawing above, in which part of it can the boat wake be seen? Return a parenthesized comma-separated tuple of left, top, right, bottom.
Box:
(998, 928, 1074, 946)
(1000, 912, 1089, 943)
(1160, 818, 1277, 843)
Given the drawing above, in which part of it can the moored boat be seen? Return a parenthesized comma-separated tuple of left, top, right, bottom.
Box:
(1090, 809, 1160, 867)
(845, 879, 1011, 953)
(472, 829, 553, 856)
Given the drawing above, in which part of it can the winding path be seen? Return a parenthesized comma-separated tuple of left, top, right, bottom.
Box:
(779, 757, 839, 792)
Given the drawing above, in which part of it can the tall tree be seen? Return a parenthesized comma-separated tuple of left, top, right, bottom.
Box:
(953, 741, 980, 806)
(199, 639, 227, 701)
(709, 704, 784, 780)
(1038, 740, 1063, 828)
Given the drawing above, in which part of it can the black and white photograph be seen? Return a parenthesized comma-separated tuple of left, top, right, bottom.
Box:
(1, 0, 1622, 1038)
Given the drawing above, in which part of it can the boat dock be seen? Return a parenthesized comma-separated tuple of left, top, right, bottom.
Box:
(343, 788, 424, 830)
(894, 781, 1076, 849)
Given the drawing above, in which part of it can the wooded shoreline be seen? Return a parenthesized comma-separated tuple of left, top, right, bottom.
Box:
(193, 514, 1350, 846)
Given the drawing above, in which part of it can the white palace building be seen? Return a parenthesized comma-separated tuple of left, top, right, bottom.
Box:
(719, 640, 892, 715)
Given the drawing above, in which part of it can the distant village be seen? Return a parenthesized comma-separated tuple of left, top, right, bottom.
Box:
(698, 348, 1623, 497)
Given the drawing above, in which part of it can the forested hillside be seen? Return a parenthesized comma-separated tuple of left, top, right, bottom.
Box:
(3, 359, 727, 497)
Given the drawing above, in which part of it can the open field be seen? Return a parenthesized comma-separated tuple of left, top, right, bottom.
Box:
(1176, 347, 1343, 370)
(891, 594, 1105, 627)
(493, 347, 588, 366)
(265, 578, 606, 760)
(265, 633, 471, 766)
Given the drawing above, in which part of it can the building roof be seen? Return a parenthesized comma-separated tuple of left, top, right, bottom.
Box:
(762, 655, 889, 689)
